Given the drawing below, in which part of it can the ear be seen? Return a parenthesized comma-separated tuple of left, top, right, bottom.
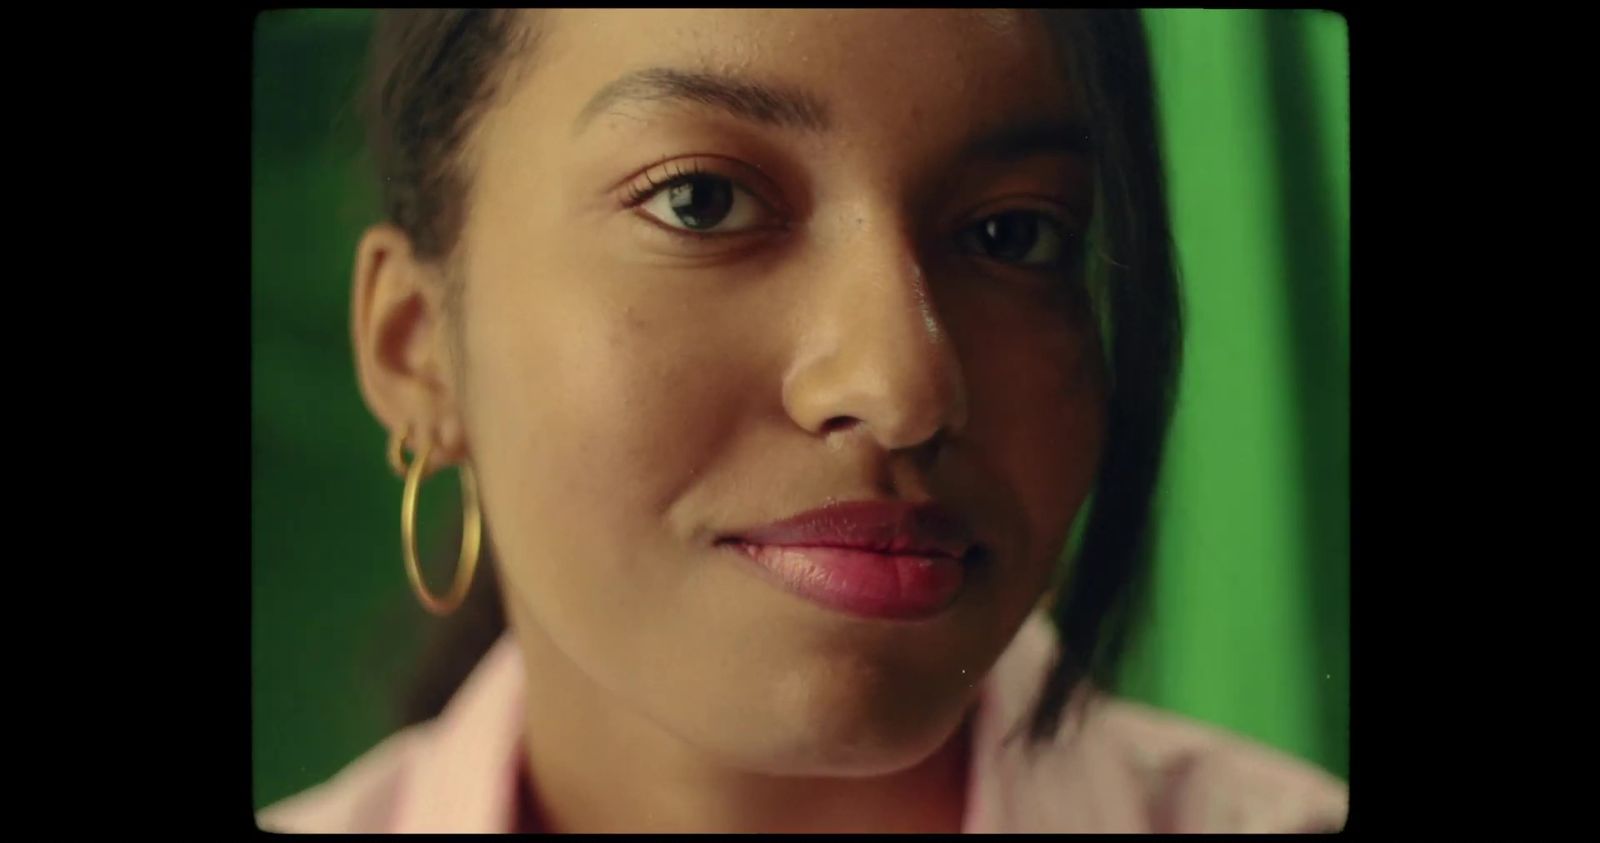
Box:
(351, 224, 469, 468)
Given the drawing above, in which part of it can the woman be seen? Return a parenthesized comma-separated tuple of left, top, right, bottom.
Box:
(258, 8, 1347, 833)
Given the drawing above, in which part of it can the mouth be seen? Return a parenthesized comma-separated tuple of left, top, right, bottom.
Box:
(717, 500, 981, 621)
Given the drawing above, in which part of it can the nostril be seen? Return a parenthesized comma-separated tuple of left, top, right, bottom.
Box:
(819, 416, 861, 436)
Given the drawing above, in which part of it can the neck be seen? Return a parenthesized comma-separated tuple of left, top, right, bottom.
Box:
(506, 614, 973, 834)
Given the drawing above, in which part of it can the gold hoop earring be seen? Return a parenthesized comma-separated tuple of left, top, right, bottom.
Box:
(390, 428, 482, 616)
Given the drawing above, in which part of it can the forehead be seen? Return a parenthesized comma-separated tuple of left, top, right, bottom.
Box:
(504, 8, 1076, 141)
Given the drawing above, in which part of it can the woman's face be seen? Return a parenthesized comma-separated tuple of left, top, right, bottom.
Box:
(446, 9, 1103, 774)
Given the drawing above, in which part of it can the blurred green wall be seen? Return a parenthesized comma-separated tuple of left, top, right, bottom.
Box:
(251, 9, 1348, 811)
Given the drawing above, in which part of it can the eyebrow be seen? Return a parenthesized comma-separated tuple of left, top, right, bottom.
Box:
(573, 67, 831, 135)
(573, 67, 1091, 166)
(958, 119, 1093, 163)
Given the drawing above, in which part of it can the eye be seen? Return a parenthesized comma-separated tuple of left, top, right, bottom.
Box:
(627, 167, 772, 235)
(959, 210, 1073, 269)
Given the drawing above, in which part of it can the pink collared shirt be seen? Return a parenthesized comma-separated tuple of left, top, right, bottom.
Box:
(258, 613, 1348, 833)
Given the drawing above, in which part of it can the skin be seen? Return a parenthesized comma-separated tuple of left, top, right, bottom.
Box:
(353, 9, 1106, 833)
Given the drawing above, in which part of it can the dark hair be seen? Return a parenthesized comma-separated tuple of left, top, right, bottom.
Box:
(364, 9, 1183, 747)
(361, 9, 533, 262)
(1025, 11, 1182, 742)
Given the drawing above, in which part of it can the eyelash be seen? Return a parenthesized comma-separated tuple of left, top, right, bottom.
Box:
(622, 159, 708, 208)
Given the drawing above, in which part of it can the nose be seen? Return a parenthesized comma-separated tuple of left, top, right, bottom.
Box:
(781, 218, 969, 453)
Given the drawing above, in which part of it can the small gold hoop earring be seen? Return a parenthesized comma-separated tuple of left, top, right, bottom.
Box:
(390, 428, 482, 616)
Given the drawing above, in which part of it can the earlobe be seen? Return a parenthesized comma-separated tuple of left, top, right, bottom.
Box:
(350, 224, 466, 463)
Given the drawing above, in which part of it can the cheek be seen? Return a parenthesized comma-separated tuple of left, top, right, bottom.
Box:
(457, 268, 721, 572)
(954, 294, 1106, 569)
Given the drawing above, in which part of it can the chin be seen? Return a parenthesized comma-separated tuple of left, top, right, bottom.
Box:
(695, 664, 973, 778)
(754, 717, 962, 779)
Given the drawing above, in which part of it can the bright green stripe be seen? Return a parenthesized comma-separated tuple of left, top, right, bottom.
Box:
(1122, 10, 1347, 779)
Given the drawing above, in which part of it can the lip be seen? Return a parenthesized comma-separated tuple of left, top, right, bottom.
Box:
(719, 500, 978, 620)
(728, 500, 977, 559)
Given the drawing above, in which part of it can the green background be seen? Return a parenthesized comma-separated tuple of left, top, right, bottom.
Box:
(252, 9, 1349, 811)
